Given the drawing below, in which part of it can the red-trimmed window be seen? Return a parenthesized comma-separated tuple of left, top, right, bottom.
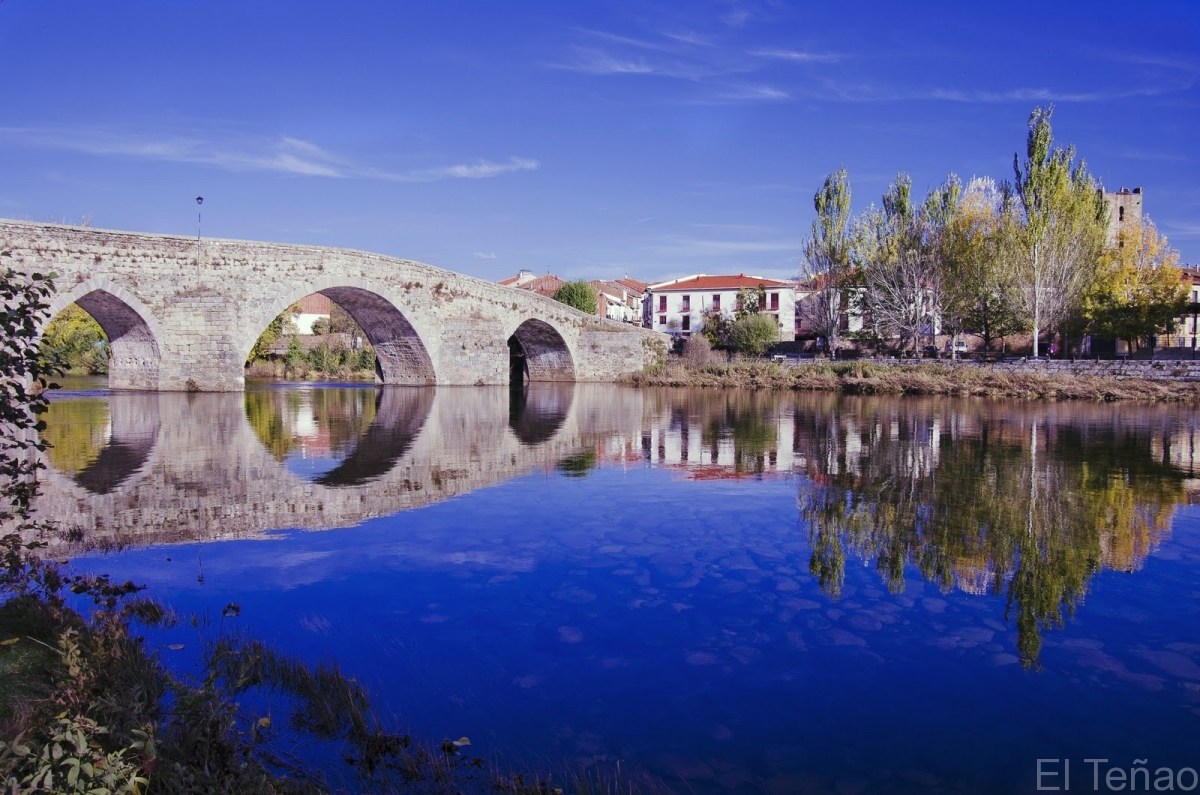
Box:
(658, 295, 667, 312)
(770, 292, 780, 311)
(682, 295, 691, 312)
(712, 294, 720, 312)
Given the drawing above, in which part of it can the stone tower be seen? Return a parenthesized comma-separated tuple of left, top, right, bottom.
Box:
(1100, 187, 1143, 249)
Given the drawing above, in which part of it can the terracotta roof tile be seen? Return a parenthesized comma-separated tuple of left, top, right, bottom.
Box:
(648, 274, 792, 292)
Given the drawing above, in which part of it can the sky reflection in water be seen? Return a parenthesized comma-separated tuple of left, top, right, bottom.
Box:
(36, 384, 1200, 794)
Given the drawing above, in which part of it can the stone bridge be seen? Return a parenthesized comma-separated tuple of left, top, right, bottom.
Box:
(30, 384, 647, 553)
(0, 220, 664, 391)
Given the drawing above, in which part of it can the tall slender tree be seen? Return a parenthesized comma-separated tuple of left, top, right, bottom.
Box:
(1008, 106, 1107, 357)
(800, 168, 855, 356)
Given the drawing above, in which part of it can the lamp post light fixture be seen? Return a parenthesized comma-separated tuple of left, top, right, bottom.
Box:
(195, 196, 204, 278)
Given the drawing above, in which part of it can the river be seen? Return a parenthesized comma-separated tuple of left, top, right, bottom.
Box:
(33, 379, 1200, 793)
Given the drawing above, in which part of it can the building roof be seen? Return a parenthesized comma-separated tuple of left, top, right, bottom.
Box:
(615, 277, 648, 294)
(297, 293, 332, 314)
(647, 274, 793, 292)
(520, 274, 565, 297)
(497, 275, 521, 286)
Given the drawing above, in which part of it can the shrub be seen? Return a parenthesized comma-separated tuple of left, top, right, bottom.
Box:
(683, 334, 714, 367)
(730, 313, 779, 356)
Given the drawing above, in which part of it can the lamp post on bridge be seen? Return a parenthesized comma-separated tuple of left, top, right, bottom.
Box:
(195, 196, 204, 281)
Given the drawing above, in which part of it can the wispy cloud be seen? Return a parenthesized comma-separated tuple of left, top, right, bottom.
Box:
(1161, 220, 1200, 240)
(558, 50, 664, 76)
(751, 48, 842, 64)
(652, 236, 801, 257)
(394, 157, 539, 182)
(716, 84, 789, 101)
(808, 78, 1195, 104)
(473, 251, 498, 260)
(0, 126, 539, 183)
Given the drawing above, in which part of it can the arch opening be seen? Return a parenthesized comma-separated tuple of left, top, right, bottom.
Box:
(508, 319, 574, 384)
(43, 291, 161, 390)
(319, 288, 434, 385)
(246, 288, 434, 385)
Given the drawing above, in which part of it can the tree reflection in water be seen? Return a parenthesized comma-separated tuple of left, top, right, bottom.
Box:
(41, 394, 159, 494)
(243, 386, 433, 487)
(793, 397, 1186, 668)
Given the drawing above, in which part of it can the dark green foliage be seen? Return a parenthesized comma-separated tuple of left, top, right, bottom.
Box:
(552, 281, 598, 315)
(729, 313, 779, 355)
(556, 449, 597, 478)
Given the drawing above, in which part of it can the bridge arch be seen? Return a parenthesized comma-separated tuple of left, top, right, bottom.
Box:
(244, 280, 436, 385)
(46, 280, 163, 391)
(508, 319, 574, 383)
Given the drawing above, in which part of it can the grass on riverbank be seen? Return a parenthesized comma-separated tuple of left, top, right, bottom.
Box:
(245, 360, 376, 383)
(626, 359, 1200, 403)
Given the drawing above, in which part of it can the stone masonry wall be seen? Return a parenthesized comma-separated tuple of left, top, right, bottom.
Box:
(0, 220, 667, 390)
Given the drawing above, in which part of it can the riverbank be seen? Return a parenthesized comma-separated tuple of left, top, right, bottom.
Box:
(625, 359, 1200, 402)
(244, 360, 376, 382)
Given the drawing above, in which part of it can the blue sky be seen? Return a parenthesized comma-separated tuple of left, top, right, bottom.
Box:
(1, 1, 1197, 283)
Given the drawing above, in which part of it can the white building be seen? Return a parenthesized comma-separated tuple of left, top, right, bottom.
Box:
(293, 293, 332, 335)
(591, 279, 648, 325)
(645, 274, 796, 342)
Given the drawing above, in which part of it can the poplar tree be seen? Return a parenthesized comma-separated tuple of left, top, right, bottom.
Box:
(1008, 106, 1107, 357)
(800, 168, 855, 356)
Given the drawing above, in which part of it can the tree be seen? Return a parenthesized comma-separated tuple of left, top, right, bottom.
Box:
(800, 169, 856, 356)
(700, 307, 732, 349)
(1008, 106, 1107, 357)
(1085, 218, 1188, 350)
(858, 174, 960, 356)
(944, 178, 1026, 353)
(730, 313, 779, 356)
(552, 280, 598, 314)
(39, 304, 109, 375)
(735, 285, 766, 318)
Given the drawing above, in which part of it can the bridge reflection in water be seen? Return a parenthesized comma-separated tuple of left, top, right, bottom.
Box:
(34, 382, 638, 552)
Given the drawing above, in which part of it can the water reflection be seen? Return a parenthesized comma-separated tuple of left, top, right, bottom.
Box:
(788, 396, 1188, 667)
(509, 381, 573, 445)
(42, 394, 159, 494)
(244, 387, 434, 486)
(34, 386, 1200, 789)
(34, 387, 1199, 672)
(33, 385, 635, 551)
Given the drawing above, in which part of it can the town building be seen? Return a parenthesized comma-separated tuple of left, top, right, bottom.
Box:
(1165, 266, 1200, 351)
(590, 278, 647, 324)
(498, 270, 567, 299)
(293, 293, 331, 335)
(1100, 187, 1143, 249)
(644, 274, 796, 341)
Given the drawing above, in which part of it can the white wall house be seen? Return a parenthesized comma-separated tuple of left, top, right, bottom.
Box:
(293, 293, 332, 335)
(645, 274, 796, 342)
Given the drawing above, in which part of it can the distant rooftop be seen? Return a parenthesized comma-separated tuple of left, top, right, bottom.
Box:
(647, 274, 793, 292)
